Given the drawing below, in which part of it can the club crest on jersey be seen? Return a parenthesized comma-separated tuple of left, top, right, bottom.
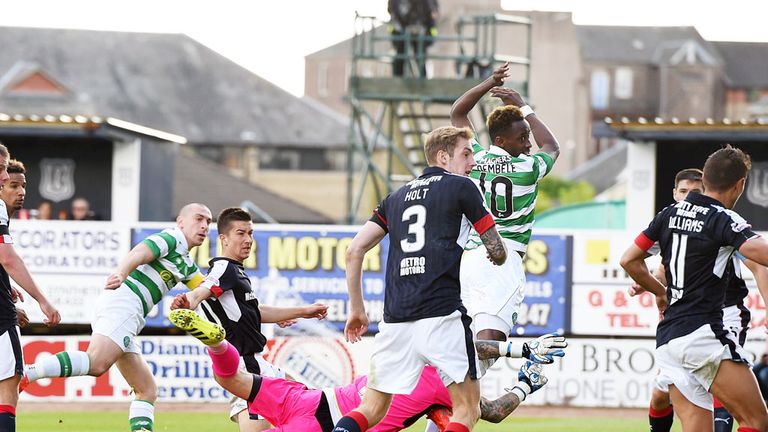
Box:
(159, 270, 174, 282)
(39, 158, 76, 202)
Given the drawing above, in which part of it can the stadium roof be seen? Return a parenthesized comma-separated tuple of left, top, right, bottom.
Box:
(0, 26, 347, 148)
(604, 116, 768, 141)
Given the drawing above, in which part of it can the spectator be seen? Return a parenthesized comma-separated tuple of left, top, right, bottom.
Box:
(70, 197, 97, 220)
(388, 0, 439, 77)
(35, 200, 54, 220)
(753, 353, 768, 402)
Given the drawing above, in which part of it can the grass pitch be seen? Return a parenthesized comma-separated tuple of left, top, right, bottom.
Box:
(18, 410, 683, 431)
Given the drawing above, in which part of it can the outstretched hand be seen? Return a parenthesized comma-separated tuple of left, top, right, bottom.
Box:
(523, 333, 567, 364)
(302, 303, 329, 320)
(171, 294, 191, 310)
(489, 86, 526, 108)
(344, 310, 369, 343)
(490, 62, 510, 86)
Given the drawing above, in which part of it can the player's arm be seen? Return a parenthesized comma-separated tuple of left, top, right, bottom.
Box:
(480, 226, 507, 266)
(0, 243, 60, 326)
(475, 333, 567, 364)
(739, 237, 768, 268)
(105, 243, 155, 289)
(744, 258, 768, 331)
(620, 244, 665, 298)
(450, 62, 509, 131)
(259, 303, 328, 323)
(489, 86, 560, 162)
(345, 221, 387, 343)
(481, 362, 547, 423)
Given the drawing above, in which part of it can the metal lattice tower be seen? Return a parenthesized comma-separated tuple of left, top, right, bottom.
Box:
(346, 13, 532, 223)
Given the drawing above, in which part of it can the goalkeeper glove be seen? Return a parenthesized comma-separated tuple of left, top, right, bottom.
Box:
(508, 361, 548, 402)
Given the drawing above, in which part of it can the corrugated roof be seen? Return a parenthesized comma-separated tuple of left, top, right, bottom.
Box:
(712, 41, 768, 88)
(604, 116, 768, 141)
(0, 26, 347, 148)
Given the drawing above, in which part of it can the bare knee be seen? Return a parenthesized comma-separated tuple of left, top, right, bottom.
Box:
(649, 390, 671, 411)
(88, 358, 112, 376)
(132, 381, 158, 403)
(452, 401, 481, 426)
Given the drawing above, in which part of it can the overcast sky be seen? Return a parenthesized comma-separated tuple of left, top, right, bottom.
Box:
(2, 0, 767, 96)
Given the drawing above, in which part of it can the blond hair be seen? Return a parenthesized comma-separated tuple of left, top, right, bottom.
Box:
(424, 126, 473, 165)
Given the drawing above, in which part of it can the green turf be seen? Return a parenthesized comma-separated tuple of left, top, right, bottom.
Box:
(18, 411, 684, 431)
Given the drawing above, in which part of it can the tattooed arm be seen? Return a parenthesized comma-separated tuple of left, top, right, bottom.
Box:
(480, 394, 521, 423)
(480, 225, 507, 265)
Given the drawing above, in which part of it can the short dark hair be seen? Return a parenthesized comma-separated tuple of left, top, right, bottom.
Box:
(7, 159, 25, 175)
(703, 145, 752, 193)
(487, 105, 525, 141)
(217, 207, 252, 234)
(674, 168, 702, 187)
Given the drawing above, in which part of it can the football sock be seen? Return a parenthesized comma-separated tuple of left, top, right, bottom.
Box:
(0, 405, 16, 432)
(208, 341, 239, 378)
(648, 405, 673, 432)
(737, 428, 759, 432)
(25, 351, 90, 382)
(445, 422, 470, 432)
(714, 400, 733, 432)
(207, 341, 228, 354)
(129, 400, 154, 431)
(333, 411, 368, 432)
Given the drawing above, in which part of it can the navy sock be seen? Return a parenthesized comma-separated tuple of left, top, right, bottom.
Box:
(0, 412, 16, 432)
(333, 411, 368, 432)
(714, 406, 734, 432)
(649, 405, 673, 432)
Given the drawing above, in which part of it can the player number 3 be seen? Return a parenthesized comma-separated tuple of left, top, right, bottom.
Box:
(401, 204, 426, 253)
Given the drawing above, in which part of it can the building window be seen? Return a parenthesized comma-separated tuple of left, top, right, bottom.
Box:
(614, 67, 634, 99)
(591, 69, 610, 109)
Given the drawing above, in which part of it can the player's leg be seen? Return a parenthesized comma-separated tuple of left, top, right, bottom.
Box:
(709, 360, 768, 432)
(235, 410, 272, 432)
(116, 352, 158, 432)
(0, 325, 22, 431)
(649, 387, 674, 432)
(22, 334, 114, 389)
(713, 397, 734, 432)
(445, 377, 481, 431)
(333, 387, 392, 432)
(669, 384, 713, 432)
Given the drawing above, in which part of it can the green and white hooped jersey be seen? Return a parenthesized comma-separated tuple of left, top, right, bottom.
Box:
(124, 227, 204, 316)
(466, 139, 554, 253)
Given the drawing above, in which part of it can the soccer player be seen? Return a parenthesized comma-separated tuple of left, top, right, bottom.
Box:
(0, 151, 61, 432)
(621, 146, 768, 432)
(334, 126, 508, 432)
(170, 206, 329, 432)
(22, 202, 213, 432)
(169, 308, 552, 431)
(449, 62, 561, 361)
(1, 160, 32, 330)
(630, 168, 768, 432)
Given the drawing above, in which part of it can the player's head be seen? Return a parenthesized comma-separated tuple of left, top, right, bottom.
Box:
(176, 203, 212, 247)
(0, 143, 10, 187)
(0, 159, 27, 213)
(424, 126, 475, 175)
(672, 168, 702, 202)
(702, 145, 751, 208)
(487, 105, 531, 157)
(216, 207, 253, 261)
